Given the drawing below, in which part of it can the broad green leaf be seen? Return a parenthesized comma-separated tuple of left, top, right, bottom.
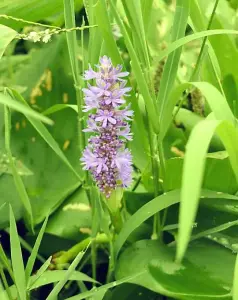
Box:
(157, 0, 190, 128)
(46, 188, 91, 241)
(0, 24, 17, 60)
(177, 120, 238, 263)
(116, 240, 233, 300)
(165, 152, 237, 194)
(9, 205, 26, 300)
(11, 89, 82, 181)
(46, 249, 87, 300)
(29, 270, 96, 290)
(25, 216, 49, 284)
(0, 92, 53, 125)
(5, 107, 34, 231)
(0, 0, 83, 29)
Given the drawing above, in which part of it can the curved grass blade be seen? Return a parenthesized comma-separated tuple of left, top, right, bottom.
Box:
(114, 190, 181, 259)
(157, 29, 238, 64)
(9, 205, 26, 300)
(43, 104, 78, 116)
(176, 120, 238, 263)
(25, 216, 49, 284)
(46, 247, 89, 300)
(0, 92, 53, 125)
(5, 106, 34, 231)
(0, 24, 17, 60)
(27, 256, 52, 290)
(10, 89, 82, 181)
(65, 272, 145, 300)
(160, 81, 236, 141)
(29, 270, 96, 290)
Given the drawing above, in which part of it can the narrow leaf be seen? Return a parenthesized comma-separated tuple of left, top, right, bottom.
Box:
(46, 249, 88, 300)
(0, 24, 17, 60)
(0, 92, 53, 125)
(25, 216, 49, 284)
(9, 205, 26, 300)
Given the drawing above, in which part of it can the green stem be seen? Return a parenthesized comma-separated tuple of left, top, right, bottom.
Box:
(106, 239, 114, 283)
(147, 118, 161, 240)
(53, 234, 109, 267)
(0, 267, 14, 300)
(91, 240, 97, 287)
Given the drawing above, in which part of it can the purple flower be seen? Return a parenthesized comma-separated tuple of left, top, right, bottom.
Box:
(81, 56, 133, 198)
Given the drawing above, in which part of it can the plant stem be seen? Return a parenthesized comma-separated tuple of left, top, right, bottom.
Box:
(106, 239, 114, 283)
(52, 234, 109, 267)
(147, 118, 161, 240)
(0, 267, 14, 300)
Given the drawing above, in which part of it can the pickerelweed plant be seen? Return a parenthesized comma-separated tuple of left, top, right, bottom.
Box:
(80, 56, 133, 212)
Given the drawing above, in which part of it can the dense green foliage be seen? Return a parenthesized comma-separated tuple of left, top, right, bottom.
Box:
(1, 0, 238, 299)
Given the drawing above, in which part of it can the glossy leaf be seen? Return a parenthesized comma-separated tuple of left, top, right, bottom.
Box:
(0, 24, 17, 59)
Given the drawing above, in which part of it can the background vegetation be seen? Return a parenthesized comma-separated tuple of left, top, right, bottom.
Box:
(1, 0, 238, 299)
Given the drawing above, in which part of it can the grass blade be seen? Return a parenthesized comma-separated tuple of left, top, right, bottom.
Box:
(109, 0, 159, 133)
(27, 256, 52, 290)
(114, 190, 181, 259)
(9, 205, 26, 300)
(65, 272, 145, 300)
(25, 216, 49, 284)
(95, 0, 122, 65)
(29, 270, 96, 290)
(43, 104, 78, 116)
(233, 254, 238, 300)
(157, 29, 238, 64)
(176, 119, 238, 263)
(4, 106, 34, 231)
(0, 24, 17, 60)
(157, 0, 190, 126)
(0, 92, 53, 125)
(10, 89, 82, 181)
(160, 81, 236, 140)
(46, 248, 88, 300)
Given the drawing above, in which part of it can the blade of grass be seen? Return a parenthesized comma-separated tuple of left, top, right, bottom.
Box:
(0, 92, 53, 125)
(25, 216, 49, 284)
(65, 271, 146, 300)
(0, 24, 17, 60)
(0, 245, 14, 282)
(109, 0, 159, 133)
(9, 205, 26, 300)
(27, 256, 52, 290)
(176, 120, 238, 263)
(160, 81, 236, 141)
(10, 89, 82, 181)
(157, 0, 190, 128)
(43, 104, 78, 115)
(233, 254, 238, 300)
(29, 270, 96, 290)
(46, 247, 89, 300)
(64, 0, 85, 158)
(4, 106, 34, 232)
(157, 29, 238, 64)
(95, 0, 123, 65)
